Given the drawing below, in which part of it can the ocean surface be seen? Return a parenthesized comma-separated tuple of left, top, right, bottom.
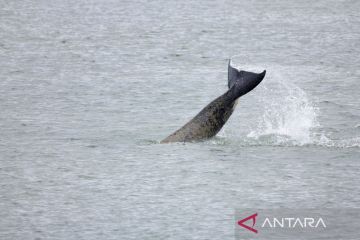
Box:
(1, 0, 359, 239)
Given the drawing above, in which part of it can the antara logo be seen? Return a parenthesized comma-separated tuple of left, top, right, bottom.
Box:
(237, 213, 258, 234)
(237, 212, 327, 234)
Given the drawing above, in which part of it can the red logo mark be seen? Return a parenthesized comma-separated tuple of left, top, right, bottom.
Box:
(237, 213, 258, 234)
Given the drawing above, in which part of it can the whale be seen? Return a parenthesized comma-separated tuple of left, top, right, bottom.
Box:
(161, 60, 266, 143)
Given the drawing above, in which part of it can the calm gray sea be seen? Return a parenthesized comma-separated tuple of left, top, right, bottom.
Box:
(0, 0, 359, 239)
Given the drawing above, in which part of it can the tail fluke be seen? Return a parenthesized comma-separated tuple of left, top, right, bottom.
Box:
(228, 59, 266, 99)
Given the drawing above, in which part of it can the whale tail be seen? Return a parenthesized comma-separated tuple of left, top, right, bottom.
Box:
(228, 59, 266, 99)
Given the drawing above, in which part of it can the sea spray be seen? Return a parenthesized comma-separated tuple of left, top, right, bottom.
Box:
(247, 72, 319, 145)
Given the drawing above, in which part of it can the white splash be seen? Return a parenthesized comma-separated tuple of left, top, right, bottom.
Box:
(247, 73, 319, 145)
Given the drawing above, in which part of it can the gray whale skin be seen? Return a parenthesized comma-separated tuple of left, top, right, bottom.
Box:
(161, 60, 266, 143)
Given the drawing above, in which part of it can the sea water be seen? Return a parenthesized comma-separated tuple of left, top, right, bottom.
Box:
(0, 0, 359, 239)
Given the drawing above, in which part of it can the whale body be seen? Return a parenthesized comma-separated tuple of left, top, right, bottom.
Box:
(161, 61, 266, 143)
